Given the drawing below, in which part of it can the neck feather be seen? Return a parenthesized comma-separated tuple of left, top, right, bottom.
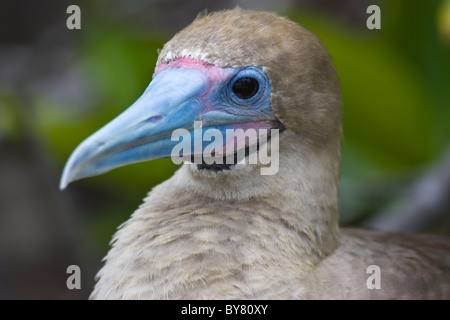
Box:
(92, 130, 341, 299)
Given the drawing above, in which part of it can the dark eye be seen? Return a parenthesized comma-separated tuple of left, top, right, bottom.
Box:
(232, 77, 259, 99)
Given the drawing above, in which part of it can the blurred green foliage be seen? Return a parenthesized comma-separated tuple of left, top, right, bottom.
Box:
(0, 93, 23, 142)
(290, 0, 450, 222)
(1, 1, 449, 251)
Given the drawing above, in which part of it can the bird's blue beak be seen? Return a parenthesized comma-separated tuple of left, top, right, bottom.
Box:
(60, 66, 276, 189)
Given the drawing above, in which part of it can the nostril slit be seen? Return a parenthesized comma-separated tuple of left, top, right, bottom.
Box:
(144, 115, 163, 124)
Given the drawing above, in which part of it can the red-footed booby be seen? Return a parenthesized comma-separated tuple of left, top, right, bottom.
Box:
(60, 8, 450, 299)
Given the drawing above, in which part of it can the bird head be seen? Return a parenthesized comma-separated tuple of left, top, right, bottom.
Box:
(60, 8, 341, 190)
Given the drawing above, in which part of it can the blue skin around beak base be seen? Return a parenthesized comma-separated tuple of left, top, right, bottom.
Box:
(60, 66, 276, 190)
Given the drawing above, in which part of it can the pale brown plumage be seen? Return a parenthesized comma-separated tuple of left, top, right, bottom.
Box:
(90, 8, 450, 299)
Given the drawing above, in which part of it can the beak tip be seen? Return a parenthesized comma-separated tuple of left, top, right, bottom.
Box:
(59, 156, 78, 191)
(59, 167, 72, 190)
(59, 179, 68, 191)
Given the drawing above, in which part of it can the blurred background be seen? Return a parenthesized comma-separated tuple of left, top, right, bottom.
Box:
(0, 0, 449, 299)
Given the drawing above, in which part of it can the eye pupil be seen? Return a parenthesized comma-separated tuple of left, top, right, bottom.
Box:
(232, 77, 259, 99)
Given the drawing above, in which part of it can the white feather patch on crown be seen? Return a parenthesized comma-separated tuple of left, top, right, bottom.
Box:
(157, 48, 214, 66)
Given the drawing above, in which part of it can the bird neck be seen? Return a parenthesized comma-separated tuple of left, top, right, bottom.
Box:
(138, 130, 341, 283)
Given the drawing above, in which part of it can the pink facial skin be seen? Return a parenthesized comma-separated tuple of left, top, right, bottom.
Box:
(155, 57, 231, 89)
(155, 57, 214, 73)
(156, 57, 235, 111)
